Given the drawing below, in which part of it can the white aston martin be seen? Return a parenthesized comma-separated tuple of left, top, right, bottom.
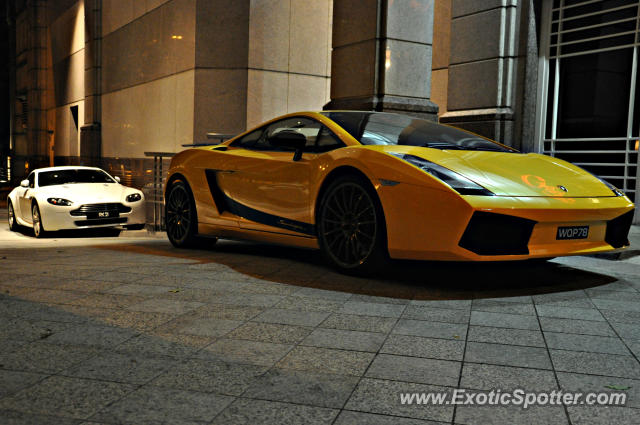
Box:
(7, 166, 146, 237)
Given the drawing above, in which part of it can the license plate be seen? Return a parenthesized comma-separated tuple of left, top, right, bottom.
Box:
(88, 211, 118, 219)
(556, 225, 589, 240)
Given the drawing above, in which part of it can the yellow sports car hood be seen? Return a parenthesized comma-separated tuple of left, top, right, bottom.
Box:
(373, 146, 615, 197)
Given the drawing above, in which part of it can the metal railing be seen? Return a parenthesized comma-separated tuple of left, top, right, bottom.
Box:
(144, 152, 175, 231)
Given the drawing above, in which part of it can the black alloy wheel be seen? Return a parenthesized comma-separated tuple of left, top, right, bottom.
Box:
(165, 181, 198, 247)
(318, 175, 388, 274)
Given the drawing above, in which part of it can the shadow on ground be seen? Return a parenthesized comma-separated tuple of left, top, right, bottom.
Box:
(12, 225, 124, 239)
(95, 239, 617, 301)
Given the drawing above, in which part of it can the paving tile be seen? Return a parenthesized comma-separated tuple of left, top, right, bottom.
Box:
(274, 296, 346, 312)
(402, 306, 470, 324)
(0, 317, 72, 342)
(212, 398, 339, 425)
(253, 308, 330, 327)
(0, 409, 80, 425)
(339, 301, 406, 318)
(539, 317, 616, 336)
(586, 289, 640, 302)
(349, 294, 410, 305)
(454, 404, 568, 425)
(114, 333, 210, 358)
(380, 334, 465, 361)
(69, 293, 147, 309)
(19, 289, 89, 305)
(627, 340, 640, 358)
(209, 293, 285, 307)
(344, 378, 454, 422)
(0, 370, 47, 398)
(544, 332, 630, 355)
(0, 342, 103, 373)
(96, 310, 175, 332)
(609, 321, 640, 341)
(174, 317, 244, 337)
(408, 300, 471, 310)
(467, 326, 545, 347)
(557, 372, 640, 409)
(393, 319, 467, 340)
(151, 359, 267, 396)
(599, 309, 640, 324)
(591, 298, 640, 313)
(366, 354, 461, 387)
(533, 298, 595, 309)
(465, 342, 552, 369)
(226, 322, 312, 344)
(62, 352, 176, 385)
(460, 363, 558, 392)
(42, 323, 136, 348)
(471, 299, 536, 315)
(197, 338, 293, 367)
(277, 346, 374, 376)
(90, 386, 233, 424)
(469, 311, 539, 330)
(320, 313, 397, 333)
(106, 283, 175, 295)
(292, 287, 353, 301)
(535, 305, 604, 321)
(127, 298, 205, 314)
(302, 328, 386, 352)
(334, 410, 440, 425)
(566, 405, 640, 425)
(190, 304, 264, 321)
(83, 270, 144, 283)
(533, 291, 594, 308)
(243, 368, 359, 408)
(0, 376, 134, 419)
(550, 350, 640, 378)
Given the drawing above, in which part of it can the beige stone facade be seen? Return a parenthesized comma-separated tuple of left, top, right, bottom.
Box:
(6, 0, 640, 209)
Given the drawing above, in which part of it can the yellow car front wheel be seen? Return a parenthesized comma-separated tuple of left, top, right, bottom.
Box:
(318, 175, 388, 274)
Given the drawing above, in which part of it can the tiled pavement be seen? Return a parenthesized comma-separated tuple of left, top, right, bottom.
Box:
(0, 226, 639, 424)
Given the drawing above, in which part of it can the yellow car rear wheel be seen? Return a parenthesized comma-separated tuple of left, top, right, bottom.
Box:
(166, 180, 199, 248)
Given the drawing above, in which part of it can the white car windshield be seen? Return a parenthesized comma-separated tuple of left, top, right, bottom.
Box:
(38, 169, 116, 186)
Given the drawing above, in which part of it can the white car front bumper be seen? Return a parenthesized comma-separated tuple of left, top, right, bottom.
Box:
(41, 201, 145, 231)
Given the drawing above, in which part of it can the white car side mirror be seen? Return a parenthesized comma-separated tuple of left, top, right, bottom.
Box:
(20, 179, 29, 188)
(114, 176, 121, 183)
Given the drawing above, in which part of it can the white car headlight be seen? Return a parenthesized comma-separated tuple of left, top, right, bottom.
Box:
(47, 198, 73, 206)
(126, 193, 142, 202)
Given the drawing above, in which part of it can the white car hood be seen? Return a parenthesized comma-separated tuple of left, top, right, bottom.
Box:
(37, 183, 131, 204)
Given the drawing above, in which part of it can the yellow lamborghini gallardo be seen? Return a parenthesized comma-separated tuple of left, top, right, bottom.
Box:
(164, 111, 635, 273)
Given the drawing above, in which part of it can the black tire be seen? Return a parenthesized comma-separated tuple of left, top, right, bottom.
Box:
(8, 200, 18, 231)
(32, 202, 46, 238)
(317, 174, 388, 274)
(125, 224, 145, 231)
(165, 180, 199, 247)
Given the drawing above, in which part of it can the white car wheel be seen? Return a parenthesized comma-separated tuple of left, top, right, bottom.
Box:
(32, 203, 46, 238)
(8, 201, 18, 231)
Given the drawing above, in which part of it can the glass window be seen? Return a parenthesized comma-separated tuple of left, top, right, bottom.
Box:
(27, 172, 35, 188)
(38, 169, 116, 187)
(556, 49, 633, 138)
(321, 111, 514, 152)
(231, 117, 344, 153)
(230, 128, 265, 149)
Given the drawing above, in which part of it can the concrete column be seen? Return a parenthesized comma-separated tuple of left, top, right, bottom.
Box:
(80, 0, 101, 165)
(326, 0, 438, 120)
(26, 0, 49, 169)
(440, 0, 524, 145)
